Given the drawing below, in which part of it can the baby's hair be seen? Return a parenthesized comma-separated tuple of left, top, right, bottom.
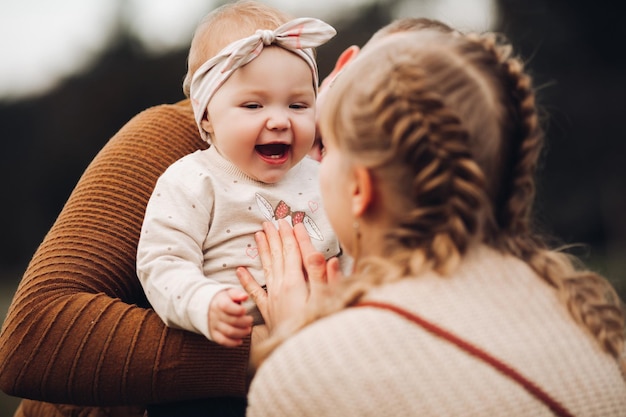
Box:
(254, 28, 625, 370)
(182, 0, 293, 97)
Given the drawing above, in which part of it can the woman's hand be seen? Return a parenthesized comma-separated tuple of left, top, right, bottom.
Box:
(237, 220, 342, 333)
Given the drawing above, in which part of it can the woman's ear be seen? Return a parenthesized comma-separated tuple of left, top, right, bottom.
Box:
(351, 166, 373, 217)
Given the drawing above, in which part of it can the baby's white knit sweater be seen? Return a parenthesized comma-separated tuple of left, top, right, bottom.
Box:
(137, 146, 344, 340)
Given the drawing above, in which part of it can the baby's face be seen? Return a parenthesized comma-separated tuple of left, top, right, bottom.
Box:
(203, 47, 316, 183)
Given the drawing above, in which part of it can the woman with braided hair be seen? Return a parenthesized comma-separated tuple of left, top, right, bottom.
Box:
(238, 28, 626, 416)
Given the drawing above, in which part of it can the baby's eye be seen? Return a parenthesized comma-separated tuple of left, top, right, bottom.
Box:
(289, 103, 308, 110)
(242, 103, 261, 109)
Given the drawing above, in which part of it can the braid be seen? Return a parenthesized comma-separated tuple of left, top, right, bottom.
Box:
(252, 32, 495, 367)
(367, 66, 489, 275)
(529, 250, 626, 370)
(466, 33, 543, 256)
(469, 33, 626, 366)
(253, 29, 625, 371)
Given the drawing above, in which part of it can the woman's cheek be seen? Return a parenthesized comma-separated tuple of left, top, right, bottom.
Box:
(319, 157, 351, 248)
(319, 161, 333, 216)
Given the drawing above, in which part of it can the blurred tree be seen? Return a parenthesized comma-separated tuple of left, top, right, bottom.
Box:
(495, 0, 626, 294)
(0, 39, 188, 268)
(0, 0, 624, 299)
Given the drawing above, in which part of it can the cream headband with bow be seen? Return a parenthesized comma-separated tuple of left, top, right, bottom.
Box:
(190, 17, 336, 142)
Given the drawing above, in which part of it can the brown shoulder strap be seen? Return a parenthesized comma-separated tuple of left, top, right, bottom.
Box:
(356, 300, 575, 417)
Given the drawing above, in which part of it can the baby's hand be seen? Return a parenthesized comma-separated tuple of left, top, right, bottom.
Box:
(208, 288, 253, 347)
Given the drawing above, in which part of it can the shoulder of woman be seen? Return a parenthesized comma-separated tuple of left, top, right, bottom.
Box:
(248, 307, 415, 415)
(124, 99, 196, 138)
(97, 99, 205, 174)
(262, 306, 396, 363)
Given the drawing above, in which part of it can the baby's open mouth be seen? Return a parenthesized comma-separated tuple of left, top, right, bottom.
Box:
(255, 144, 290, 159)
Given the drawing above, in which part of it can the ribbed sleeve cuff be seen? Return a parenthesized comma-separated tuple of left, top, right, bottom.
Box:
(155, 328, 251, 401)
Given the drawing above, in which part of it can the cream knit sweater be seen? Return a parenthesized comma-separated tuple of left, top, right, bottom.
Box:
(247, 245, 626, 416)
(137, 145, 343, 340)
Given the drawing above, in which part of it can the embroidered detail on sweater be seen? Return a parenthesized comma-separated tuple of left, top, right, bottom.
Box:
(255, 193, 323, 240)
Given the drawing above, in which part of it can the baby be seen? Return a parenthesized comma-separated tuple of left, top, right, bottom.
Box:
(137, 4, 346, 347)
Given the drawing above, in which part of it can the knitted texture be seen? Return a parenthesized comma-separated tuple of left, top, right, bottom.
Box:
(137, 145, 342, 340)
(0, 100, 251, 417)
(247, 246, 626, 417)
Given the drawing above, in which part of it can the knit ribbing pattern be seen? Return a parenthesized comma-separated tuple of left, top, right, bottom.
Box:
(247, 246, 626, 417)
(0, 100, 250, 416)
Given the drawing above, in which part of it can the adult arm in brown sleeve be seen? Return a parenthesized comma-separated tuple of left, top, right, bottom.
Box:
(0, 100, 250, 414)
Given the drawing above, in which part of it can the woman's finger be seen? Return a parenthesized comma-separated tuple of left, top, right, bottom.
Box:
(303, 252, 327, 284)
(277, 220, 304, 285)
(254, 227, 273, 288)
(294, 223, 328, 284)
(236, 266, 268, 319)
(293, 223, 319, 268)
(262, 221, 286, 288)
(326, 257, 344, 286)
(275, 220, 309, 306)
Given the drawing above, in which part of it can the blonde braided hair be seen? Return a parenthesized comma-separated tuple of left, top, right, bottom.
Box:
(468, 32, 625, 365)
(253, 28, 625, 371)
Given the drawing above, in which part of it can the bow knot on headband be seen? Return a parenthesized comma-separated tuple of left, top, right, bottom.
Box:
(257, 29, 276, 46)
(190, 17, 336, 142)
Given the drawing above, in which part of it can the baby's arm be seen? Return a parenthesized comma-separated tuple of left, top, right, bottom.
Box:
(137, 165, 232, 341)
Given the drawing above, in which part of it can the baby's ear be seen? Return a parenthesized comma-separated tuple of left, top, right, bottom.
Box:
(320, 45, 360, 90)
(200, 118, 213, 135)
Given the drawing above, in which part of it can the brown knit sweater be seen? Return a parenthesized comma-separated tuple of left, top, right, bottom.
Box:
(0, 100, 251, 417)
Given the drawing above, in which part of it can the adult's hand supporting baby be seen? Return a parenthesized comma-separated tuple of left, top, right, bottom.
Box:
(237, 220, 342, 333)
